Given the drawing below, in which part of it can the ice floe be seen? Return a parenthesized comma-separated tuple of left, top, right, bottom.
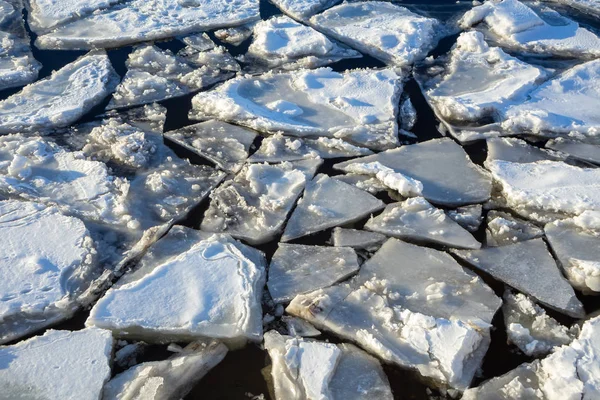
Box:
(503, 291, 578, 357)
(544, 0, 600, 16)
(107, 42, 238, 110)
(486, 137, 565, 164)
(452, 238, 585, 317)
(0, 51, 118, 134)
(0, 0, 41, 91)
(264, 331, 393, 400)
(309, 1, 441, 67)
(270, 0, 339, 21)
(87, 227, 266, 347)
(281, 174, 385, 242)
(485, 210, 544, 246)
(103, 340, 228, 400)
(241, 16, 361, 72)
(447, 204, 483, 232)
(201, 159, 320, 245)
(164, 120, 257, 173)
(267, 243, 360, 303)
(214, 22, 256, 46)
(460, 0, 600, 58)
(0, 328, 113, 400)
(335, 138, 492, 206)
(331, 227, 387, 252)
(190, 67, 403, 151)
(25, 0, 122, 33)
(462, 315, 600, 399)
(546, 138, 600, 165)
(35, 0, 261, 50)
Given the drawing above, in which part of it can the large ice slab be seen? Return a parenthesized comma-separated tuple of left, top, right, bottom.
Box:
(546, 138, 600, 165)
(270, 0, 339, 21)
(281, 174, 385, 242)
(452, 238, 585, 317)
(35, 0, 261, 50)
(485, 210, 544, 247)
(264, 331, 393, 400)
(164, 120, 256, 173)
(0, 328, 113, 400)
(0, 0, 41, 91)
(462, 315, 600, 400)
(201, 159, 320, 245)
(335, 138, 492, 206)
(26, 0, 122, 33)
(190, 67, 403, 151)
(309, 1, 441, 67)
(103, 340, 228, 400)
(87, 227, 266, 347)
(545, 213, 600, 293)
(364, 198, 481, 249)
(460, 0, 600, 58)
(331, 227, 386, 252)
(0, 51, 117, 134)
(267, 243, 359, 303)
(107, 43, 238, 110)
(241, 16, 361, 72)
(248, 133, 372, 163)
(503, 291, 577, 357)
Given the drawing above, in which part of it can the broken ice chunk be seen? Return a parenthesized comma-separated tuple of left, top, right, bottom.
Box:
(200, 159, 320, 245)
(241, 16, 361, 72)
(107, 44, 238, 110)
(332, 173, 389, 195)
(365, 198, 481, 249)
(545, 214, 600, 293)
(486, 137, 565, 164)
(399, 96, 417, 132)
(335, 138, 493, 207)
(309, 1, 441, 67)
(267, 243, 360, 303)
(340, 161, 424, 198)
(462, 315, 600, 400)
(460, 0, 600, 58)
(0, 0, 41, 91)
(447, 204, 483, 232)
(331, 227, 387, 252)
(190, 67, 403, 151)
(281, 174, 385, 242)
(452, 238, 585, 317)
(164, 120, 256, 173)
(0, 51, 118, 134)
(486, 160, 600, 222)
(0, 328, 113, 400)
(264, 331, 393, 400)
(543, 0, 600, 16)
(485, 210, 544, 247)
(270, 0, 339, 21)
(355, 238, 501, 326)
(214, 22, 256, 46)
(503, 291, 578, 357)
(103, 340, 228, 400)
(87, 227, 266, 347)
(35, 0, 261, 50)
(546, 138, 600, 165)
(282, 316, 321, 337)
(179, 33, 216, 52)
(501, 59, 600, 139)
(114, 341, 147, 369)
(26, 0, 122, 33)
(248, 133, 372, 163)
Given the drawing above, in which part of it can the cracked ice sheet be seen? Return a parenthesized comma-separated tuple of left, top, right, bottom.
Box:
(417, 31, 549, 143)
(200, 158, 321, 245)
(309, 1, 441, 68)
(240, 16, 361, 73)
(364, 197, 481, 249)
(270, 0, 340, 21)
(264, 331, 394, 400)
(503, 291, 577, 357)
(190, 67, 403, 151)
(281, 174, 385, 242)
(107, 42, 239, 111)
(0, 51, 118, 135)
(164, 120, 257, 174)
(462, 315, 600, 400)
(103, 340, 228, 400)
(35, 0, 261, 50)
(335, 138, 492, 207)
(0, 328, 113, 400)
(248, 133, 372, 163)
(452, 238, 585, 318)
(459, 0, 600, 59)
(87, 227, 266, 347)
(0, 0, 41, 91)
(25, 0, 123, 33)
(267, 243, 360, 303)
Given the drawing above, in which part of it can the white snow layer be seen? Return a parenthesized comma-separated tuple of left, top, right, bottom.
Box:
(309, 1, 441, 67)
(190, 67, 403, 151)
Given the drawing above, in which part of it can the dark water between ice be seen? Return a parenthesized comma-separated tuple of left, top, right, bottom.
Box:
(2, 1, 600, 399)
